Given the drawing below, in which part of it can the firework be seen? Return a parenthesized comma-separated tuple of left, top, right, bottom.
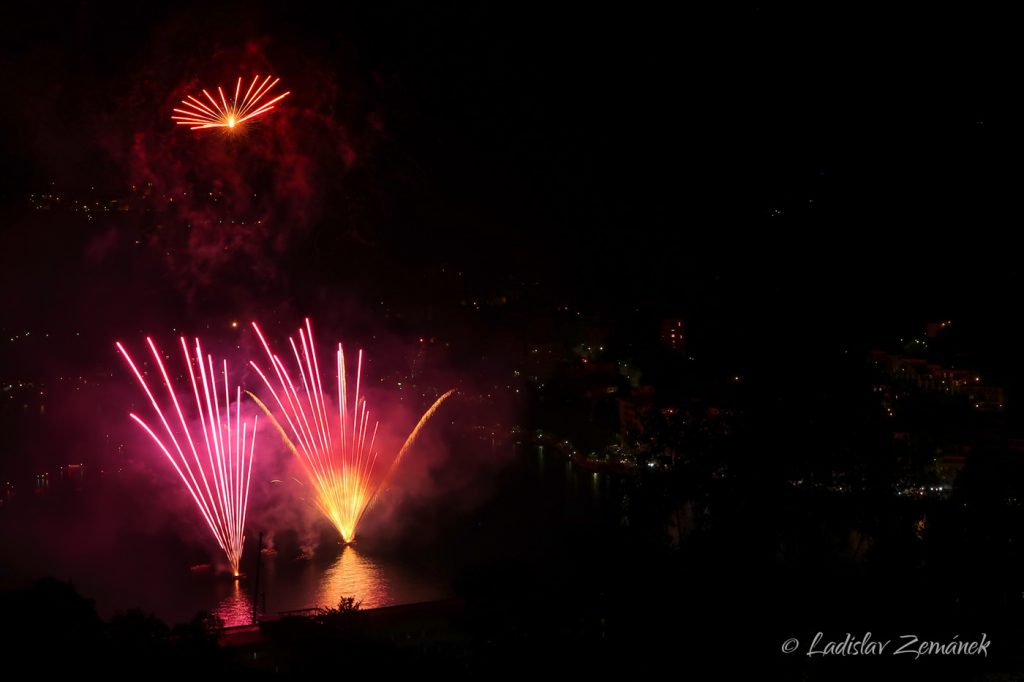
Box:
(248, 319, 453, 543)
(117, 337, 258, 576)
(171, 75, 290, 131)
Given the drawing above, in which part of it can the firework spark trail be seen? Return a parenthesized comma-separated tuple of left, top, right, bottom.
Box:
(171, 75, 290, 131)
(117, 337, 258, 576)
(248, 319, 454, 543)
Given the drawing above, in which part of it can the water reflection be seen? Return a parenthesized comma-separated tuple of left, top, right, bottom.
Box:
(317, 544, 388, 609)
(197, 544, 446, 620)
(213, 579, 253, 627)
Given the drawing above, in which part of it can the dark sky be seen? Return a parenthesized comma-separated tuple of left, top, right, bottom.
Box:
(0, 4, 1020, 368)
(6, 6, 1024, 634)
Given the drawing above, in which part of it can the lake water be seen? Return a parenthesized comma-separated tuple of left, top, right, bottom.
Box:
(1, 442, 624, 626)
(209, 543, 446, 626)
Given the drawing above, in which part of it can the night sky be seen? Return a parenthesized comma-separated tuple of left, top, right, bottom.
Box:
(2, 7, 1019, 406)
(1, 5, 1021, 485)
(0, 2, 1019, 490)
(3, 5, 1017, 320)
(4, 4, 1024, 677)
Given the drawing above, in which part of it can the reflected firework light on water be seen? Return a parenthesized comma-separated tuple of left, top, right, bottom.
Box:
(248, 318, 453, 543)
(116, 336, 257, 576)
(172, 75, 290, 131)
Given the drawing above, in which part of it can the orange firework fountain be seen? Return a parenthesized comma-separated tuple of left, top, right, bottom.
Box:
(171, 75, 290, 131)
(247, 319, 453, 543)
